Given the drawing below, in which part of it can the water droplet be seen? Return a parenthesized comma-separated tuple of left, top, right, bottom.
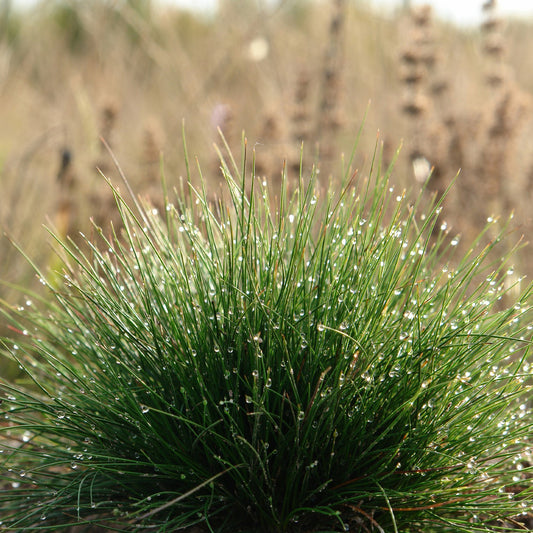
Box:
(297, 411, 305, 421)
(361, 371, 371, 383)
(141, 405, 150, 414)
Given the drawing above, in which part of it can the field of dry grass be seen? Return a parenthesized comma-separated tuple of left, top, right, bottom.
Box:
(1, 0, 533, 313)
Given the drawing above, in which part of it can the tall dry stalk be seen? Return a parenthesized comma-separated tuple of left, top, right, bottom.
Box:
(291, 68, 312, 148)
(89, 102, 123, 232)
(139, 118, 164, 209)
(475, 0, 531, 221)
(54, 147, 77, 240)
(254, 111, 285, 193)
(315, 0, 346, 176)
(400, 6, 436, 180)
(399, 2, 531, 236)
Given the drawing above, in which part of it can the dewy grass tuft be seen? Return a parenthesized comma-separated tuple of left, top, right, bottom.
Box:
(0, 133, 532, 532)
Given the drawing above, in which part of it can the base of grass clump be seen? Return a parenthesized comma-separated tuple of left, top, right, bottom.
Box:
(1, 134, 532, 532)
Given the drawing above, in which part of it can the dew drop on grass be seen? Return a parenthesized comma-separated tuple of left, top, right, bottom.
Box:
(388, 366, 400, 378)
(361, 371, 371, 383)
(141, 405, 149, 414)
(298, 411, 305, 421)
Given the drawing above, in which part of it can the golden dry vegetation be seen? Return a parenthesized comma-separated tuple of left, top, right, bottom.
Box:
(1, 0, 533, 311)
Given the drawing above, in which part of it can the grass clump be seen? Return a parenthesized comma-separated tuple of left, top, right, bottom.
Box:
(0, 136, 532, 532)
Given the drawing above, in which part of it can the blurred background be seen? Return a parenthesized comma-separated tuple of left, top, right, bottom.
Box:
(1, 0, 533, 341)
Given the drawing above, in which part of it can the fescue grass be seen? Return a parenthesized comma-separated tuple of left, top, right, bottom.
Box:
(0, 134, 532, 532)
